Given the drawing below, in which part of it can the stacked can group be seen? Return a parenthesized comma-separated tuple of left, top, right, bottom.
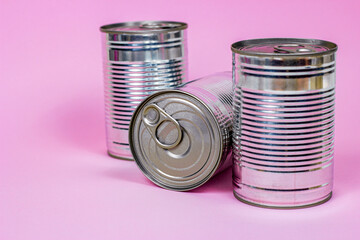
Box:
(129, 72, 233, 191)
(100, 21, 188, 160)
(232, 38, 337, 208)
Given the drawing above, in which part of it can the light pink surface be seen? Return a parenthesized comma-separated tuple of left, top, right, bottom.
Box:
(1, 0, 360, 239)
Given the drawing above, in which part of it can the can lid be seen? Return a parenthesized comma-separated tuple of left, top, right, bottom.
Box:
(129, 90, 222, 191)
(231, 38, 337, 56)
(100, 21, 187, 34)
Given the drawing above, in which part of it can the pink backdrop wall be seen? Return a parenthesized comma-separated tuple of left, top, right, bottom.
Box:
(1, 0, 360, 239)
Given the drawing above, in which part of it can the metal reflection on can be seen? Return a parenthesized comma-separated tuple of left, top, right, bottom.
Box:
(129, 72, 233, 191)
(231, 38, 338, 208)
(100, 21, 188, 160)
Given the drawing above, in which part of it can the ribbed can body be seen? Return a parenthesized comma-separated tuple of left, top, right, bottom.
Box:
(232, 39, 337, 208)
(181, 72, 234, 174)
(100, 21, 188, 160)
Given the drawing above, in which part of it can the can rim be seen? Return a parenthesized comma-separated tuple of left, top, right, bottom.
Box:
(129, 89, 224, 191)
(100, 21, 188, 34)
(233, 190, 332, 209)
(231, 38, 338, 57)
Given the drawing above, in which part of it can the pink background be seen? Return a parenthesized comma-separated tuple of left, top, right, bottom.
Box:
(1, 0, 360, 239)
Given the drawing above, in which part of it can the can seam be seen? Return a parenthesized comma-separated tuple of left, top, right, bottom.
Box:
(231, 38, 338, 57)
(233, 190, 332, 209)
(100, 21, 188, 34)
(107, 151, 134, 161)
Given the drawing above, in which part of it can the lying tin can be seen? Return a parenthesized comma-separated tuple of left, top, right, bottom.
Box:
(129, 72, 233, 191)
(100, 21, 188, 160)
(232, 38, 338, 208)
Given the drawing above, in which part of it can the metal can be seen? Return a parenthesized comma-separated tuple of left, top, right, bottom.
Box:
(100, 21, 188, 160)
(129, 72, 233, 191)
(232, 38, 338, 208)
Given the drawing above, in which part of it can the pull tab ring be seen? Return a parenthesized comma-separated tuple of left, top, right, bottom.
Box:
(139, 23, 177, 30)
(142, 104, 182, 149)
(274, 44, 316, 53)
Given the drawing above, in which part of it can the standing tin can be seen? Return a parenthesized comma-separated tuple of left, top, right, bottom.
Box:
(232, 38, 338, 208)
(129, 72, 233, 191)
(100, 21, 188, 160)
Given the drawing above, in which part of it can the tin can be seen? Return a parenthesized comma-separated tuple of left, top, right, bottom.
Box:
(232, 38, 338, 208)
(100, 21, 188, 160)
(129, 72, 233, 191)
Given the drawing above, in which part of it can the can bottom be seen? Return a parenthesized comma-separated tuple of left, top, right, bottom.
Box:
(107, 151, 134, 161)
(233, 190, 332, 209)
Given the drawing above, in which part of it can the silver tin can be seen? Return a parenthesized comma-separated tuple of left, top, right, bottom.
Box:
(100, 21, 188, 160)
(129, 72, 233, 191)
(232, 38, 338, 208)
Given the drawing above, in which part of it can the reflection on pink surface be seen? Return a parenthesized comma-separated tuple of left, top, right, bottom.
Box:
(1, 0, 360, 239)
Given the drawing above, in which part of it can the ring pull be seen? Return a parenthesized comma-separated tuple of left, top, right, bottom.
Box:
(142, 104, 182, 149)
(274, 44, 316, 53)
(139, 23, 164, 29)
(139, 23, 177, 30)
